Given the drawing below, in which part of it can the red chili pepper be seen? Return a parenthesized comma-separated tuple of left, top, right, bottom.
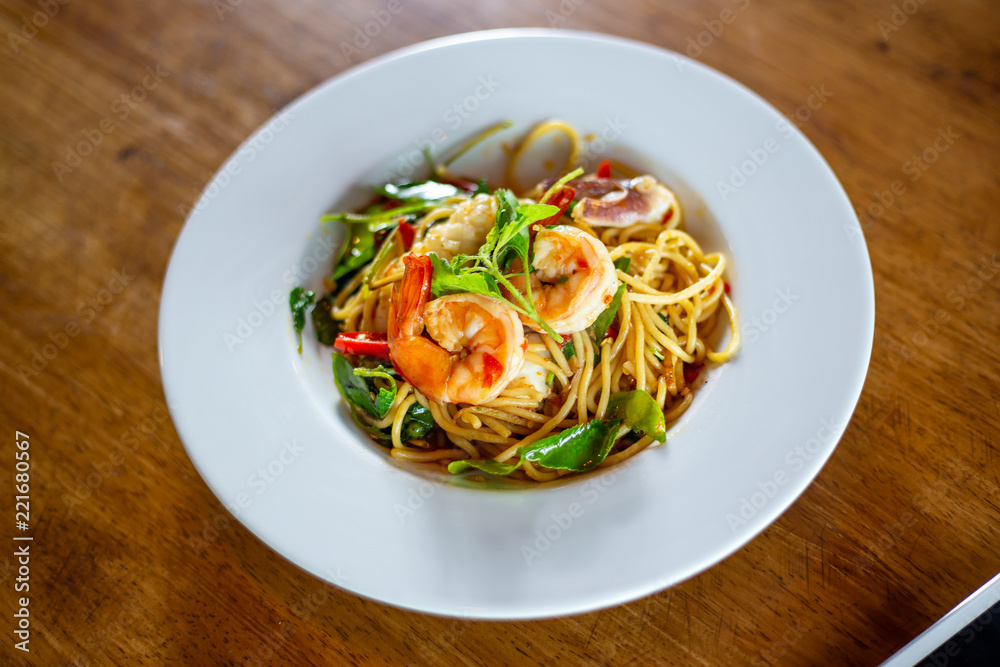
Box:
(397, 220, 416, 249)
(662, 208, 674, 225)
(538, 186, 577, 226)
(333, 332, 392, 360)
(683, 363, 703, 386)
(606, 318, 620, 341)
(596, 159, 612, 178)
(724, 281, 731, 294)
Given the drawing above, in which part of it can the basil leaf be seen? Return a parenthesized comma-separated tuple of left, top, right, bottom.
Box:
(606, 390, 666, 443)
(353, 366, 397, 419)
(520, 419, 622, 472)
(447, 458, 521, 476)
(331, 223, 376, 281)
(478, 188, 520, 263)
(290, 287, 316, 353)
(311, 293, 338, 345)
(614, 257, 631, 273)
(593, 283, 625, 341)
(402, 403, 435, 440)
(496, 203, 559, 251)
(428, 253, 500, 298)
(378, 181, 462, 202)
(352, 365, 397, 380)
(332, 352, 380, 417)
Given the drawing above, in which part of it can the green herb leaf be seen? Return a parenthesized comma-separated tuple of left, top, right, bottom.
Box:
(614, 257, 631, 273)
(497, 203, 559, 251)
(330, 224, 376, 281)
(447, 458, 521, 476)
(311, 293, 339, 345)
(593, 283, 625, 341)
(479, 189, 521, 262)
(333, 353, 399, 420)
(378, 181, 462, 202)
(401, 403, 435, 440)
(362, 231, 399, 299)
(322, 201, 430, 227)
(353, 366, 398, 419)
(428, 253, 500, 298)
(519, 419, 623, 472)
(352, 365, 397, 380)
(562, 341, 577, 360)
(290, 287, 316, 353)
(606, 390, 667, 443)
(332, 352, 379, 417)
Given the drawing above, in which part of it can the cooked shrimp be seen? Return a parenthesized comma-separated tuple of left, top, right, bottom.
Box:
(570, 174, 674, 228)
(509, 225, 619, 334)
(411, 193, 497, 260)
(388, 254, 526, 405)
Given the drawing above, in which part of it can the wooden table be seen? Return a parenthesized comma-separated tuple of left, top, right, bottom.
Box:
(2, 0, 998, 664)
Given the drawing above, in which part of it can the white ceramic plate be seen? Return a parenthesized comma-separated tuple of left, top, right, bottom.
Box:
(159, 30, 874, 619)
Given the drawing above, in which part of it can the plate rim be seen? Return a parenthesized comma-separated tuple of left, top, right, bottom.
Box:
(158, 28, 875, 619)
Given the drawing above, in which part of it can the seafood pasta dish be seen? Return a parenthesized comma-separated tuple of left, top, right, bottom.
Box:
(291, 121, 740, 483)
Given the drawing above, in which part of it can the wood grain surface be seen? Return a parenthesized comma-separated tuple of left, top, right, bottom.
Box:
(2, 0, 998, 664)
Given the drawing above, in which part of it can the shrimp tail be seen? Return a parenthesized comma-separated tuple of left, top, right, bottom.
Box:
(389, 253, 433, 340)
(389, 254, 452, 402)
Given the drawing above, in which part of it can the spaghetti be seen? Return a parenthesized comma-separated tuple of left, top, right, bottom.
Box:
(299, 121, 739, 483)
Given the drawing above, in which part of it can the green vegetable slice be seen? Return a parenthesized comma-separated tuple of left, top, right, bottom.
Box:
(606, 390, 667, 443)
(593, 283, 625, 341)
(519, 419, 623, 472)
(447, 459, 521, 476)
